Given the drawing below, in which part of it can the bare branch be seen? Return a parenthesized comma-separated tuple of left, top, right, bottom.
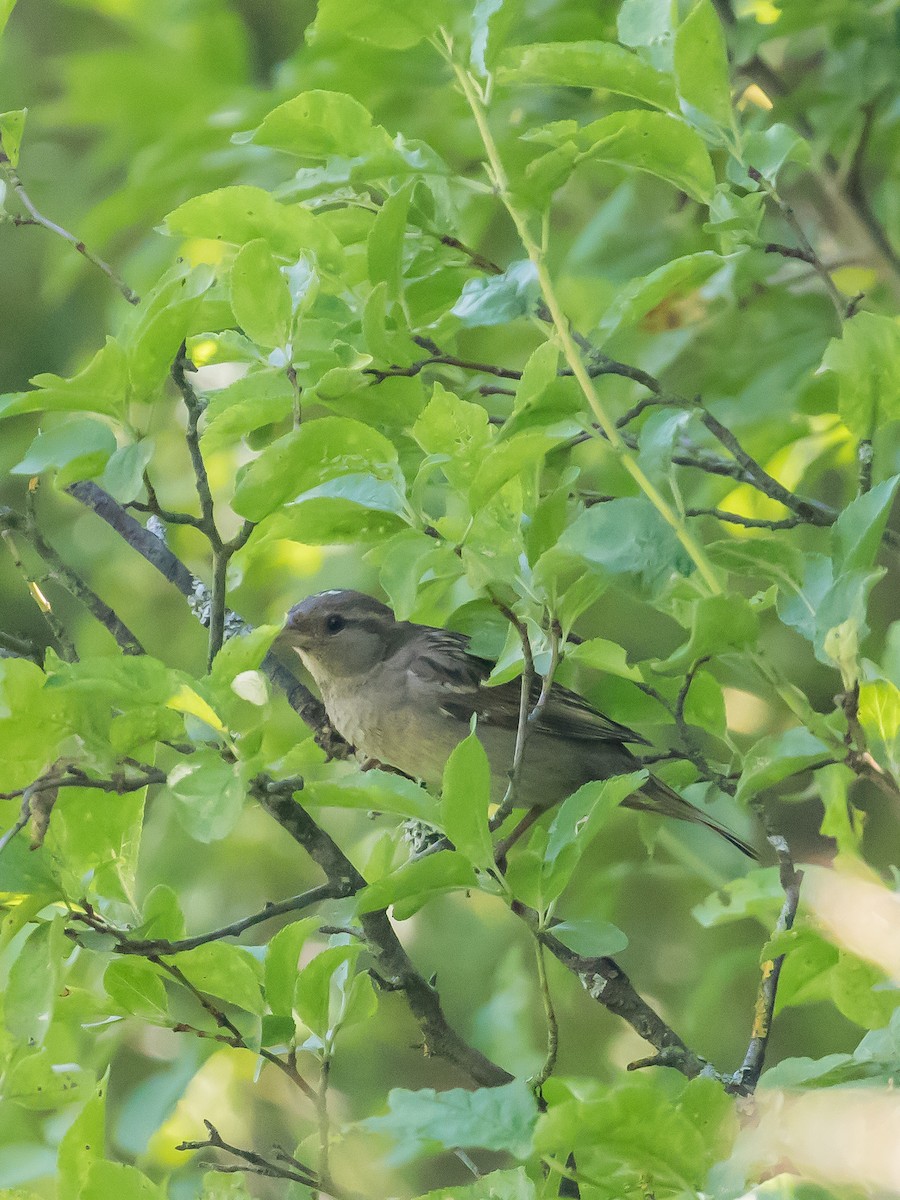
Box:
(252, 776, 514, 1088)
(0, 149, 140, 305)
(749, 165, 851, 320)
(0, 503, 144, 655)
(726, 832, 803, 1095)
(1, 523, 77, 660)
(69, 883, 343, 956)
(515, 907, 711, 1081)
(684, 507, 803, 531)
(178, 1120, 320, 1189)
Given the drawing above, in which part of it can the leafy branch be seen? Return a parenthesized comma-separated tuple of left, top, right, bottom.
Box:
(444, 42, 723, 595)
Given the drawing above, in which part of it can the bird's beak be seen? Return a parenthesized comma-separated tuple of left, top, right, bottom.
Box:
(280, 623, 315, 651)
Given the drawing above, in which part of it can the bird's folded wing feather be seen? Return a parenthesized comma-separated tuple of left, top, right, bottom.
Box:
(401, 628, 650, 747)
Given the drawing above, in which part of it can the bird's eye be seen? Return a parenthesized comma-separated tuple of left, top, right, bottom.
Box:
(325, 614, 346, 634)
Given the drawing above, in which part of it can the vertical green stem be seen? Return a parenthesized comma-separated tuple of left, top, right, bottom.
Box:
(448, 56, 723, 596)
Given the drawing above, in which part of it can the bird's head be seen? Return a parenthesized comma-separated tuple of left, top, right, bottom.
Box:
(281, 590, 402, 683)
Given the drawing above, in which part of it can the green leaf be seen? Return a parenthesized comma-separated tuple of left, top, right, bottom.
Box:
(732, 124, 810, 187)
(4, 917, 65, 1045)
(470, 429, 570, 508)
(705, 184, 765, 252)
(11, 418, 116, 485)
(294, 944, 363, 1038)
(857, 679, 900, 762)
(541, 772, 646, 903)
(167, 749, 245, 843)
(656, 594, 760, 673)
(471, 0, 522, 77)
(201, 369, 295, 454)
(103, 959, 168, 1021)
(415, 1168, 535, 1200)
(552, 918, 629, 957)
(122, 264, 213, 400)
(693, 867, 785, 927)
(452, 260, 540, 327)
(596, 251, 723, 343)
(674, 0, 733, 129)
(530, 111, 715, 205)
(441, 730, 494, 870)
(0, 108, 26, 166)
(536, 1076, 731, 1188)
(304, 770, 438, 824)
(760, 1053, 866, 1089)
(47, 784, 147, 905)
(162, 186, 344, 274)
(364, 1080, 538, 1164)
(368, 182, 413, 300)
(232, 416, 404, 522)
(4, 1049, 94, 1109)
(355, 851, 477, 918)
(831, 951, 898, 1030)
(0, 1, 19, 38)
(264, 918, 320, 1019)
(98, 440, 154, 504)
(339, 968, 378, 1029)
(514, 341, 559, 412)
(176, 942, 263, 1015)
(311, 0, 455, 49)
(832, 475, 899, 574)
(209, 625, 279, 687)
(566, 638, 642, 680)
(618, 0, 675, 71)
(80, 1161, 164, 1200)
(230, 239, 292, 350)
(243, 90, 399, 160)
(776, 553, 884, 665)
(497, 42, 676, 111)
(0, 338, 128, 419)
(734, 728, 831, 804)
(558, 497, 693, 595)
(821, 312, 900, 439)
(412, 383, 494, 491)
(57, 1073, 107, 1200)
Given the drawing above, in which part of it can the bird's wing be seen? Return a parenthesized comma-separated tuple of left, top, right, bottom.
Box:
(402, 628, 649, 746)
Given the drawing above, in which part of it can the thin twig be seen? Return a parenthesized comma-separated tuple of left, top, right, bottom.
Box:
(694, 405, 835, 527)
(177, 1120, 319, 1188)
(69, 883, 342, 956)
(726, 832, 802, 1094)
(684, 507, 803, 531)
(530, 935, 559, 1088)
(0, 504, 144, 654)
(488, 600, 537, 831)
(749, 166, 849, 319)
(0, 791, 35, 855)
(438, 234, 504, 275)
(0, 764, 166, 802)
(0, 629, 41, 661)
(1, 524, 77, 660)
(171, 346, 226, 666)
(857, 440, 874, 497)
(0, 149, 140, 305)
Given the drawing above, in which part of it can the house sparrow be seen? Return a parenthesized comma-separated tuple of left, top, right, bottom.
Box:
(281, 589, 756, 858)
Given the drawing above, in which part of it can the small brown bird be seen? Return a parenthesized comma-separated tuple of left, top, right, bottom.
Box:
(281, 589, 756, 858)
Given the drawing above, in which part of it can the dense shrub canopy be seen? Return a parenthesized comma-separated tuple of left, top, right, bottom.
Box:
(0, 1, 898, 1198)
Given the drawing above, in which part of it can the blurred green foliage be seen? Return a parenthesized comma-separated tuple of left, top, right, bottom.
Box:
(0, 0, 899, 1198)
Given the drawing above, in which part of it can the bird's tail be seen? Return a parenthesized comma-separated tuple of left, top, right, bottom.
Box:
(629, 775, 759, 860)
